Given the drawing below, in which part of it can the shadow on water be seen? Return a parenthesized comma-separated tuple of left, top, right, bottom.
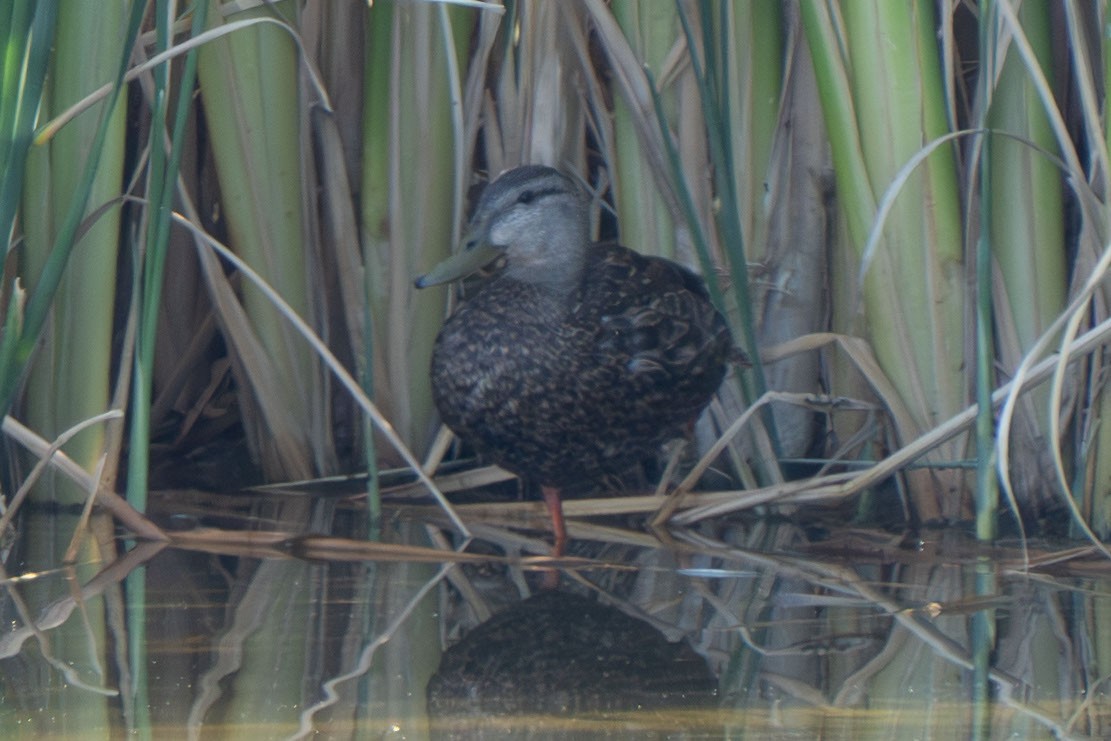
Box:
(3, 486, 1111, 739)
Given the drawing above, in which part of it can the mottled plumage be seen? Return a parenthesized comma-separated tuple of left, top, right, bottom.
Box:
(416, 165, 733, 545)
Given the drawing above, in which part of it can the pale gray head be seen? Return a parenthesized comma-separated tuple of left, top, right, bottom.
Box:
(414, 165, 591, 292)
(469, 165, 590, 289)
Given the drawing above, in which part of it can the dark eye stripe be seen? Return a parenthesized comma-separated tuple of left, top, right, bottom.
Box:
(514, 186, 563, 205)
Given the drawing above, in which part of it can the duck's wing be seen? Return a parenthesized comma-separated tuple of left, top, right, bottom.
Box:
(582, 244, 733, 406)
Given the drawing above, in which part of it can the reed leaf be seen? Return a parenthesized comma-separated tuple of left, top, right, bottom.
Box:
(127, 0, 209, 510)
(17, 0, 141, 506)
(1079, 3, 1111, 537)
(751, 10, 830, 461)
(983, 1, 1066, 516)
(196, 0, 333, 480)
(361, 1, 474, 461)
(611, 1, 680, 261)
(801, 1, 967, 521)
(0, 3, 56, 249)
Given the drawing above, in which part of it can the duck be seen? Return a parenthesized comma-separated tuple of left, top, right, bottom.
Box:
(415, 165, 734, 555)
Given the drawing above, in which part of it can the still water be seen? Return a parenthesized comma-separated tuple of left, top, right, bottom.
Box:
(2, 487, 1110, 739)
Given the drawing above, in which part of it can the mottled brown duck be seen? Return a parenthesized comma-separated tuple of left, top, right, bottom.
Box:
(415, 165, 734, 555)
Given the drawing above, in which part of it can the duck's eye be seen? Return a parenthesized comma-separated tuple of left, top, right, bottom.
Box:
(516, 190, 534, 205)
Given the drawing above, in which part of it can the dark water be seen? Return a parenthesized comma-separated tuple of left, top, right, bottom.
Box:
(2, 488, 1110, 739)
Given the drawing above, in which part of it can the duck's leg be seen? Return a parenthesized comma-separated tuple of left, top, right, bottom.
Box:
(538, 486, 567, 590)
(541, 486, 567, 554)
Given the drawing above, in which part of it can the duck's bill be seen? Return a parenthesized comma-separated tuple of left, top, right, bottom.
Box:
(414, 243, 501, 288)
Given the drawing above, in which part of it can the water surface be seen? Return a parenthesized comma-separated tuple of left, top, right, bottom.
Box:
(2, 488, 1109, 739)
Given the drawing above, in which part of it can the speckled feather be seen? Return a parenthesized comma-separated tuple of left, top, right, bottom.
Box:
(430, 235, 733, 489)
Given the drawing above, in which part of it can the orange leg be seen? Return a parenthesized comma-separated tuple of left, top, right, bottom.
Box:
(539, 486, 566, 590)
(541, 485, 567, 555)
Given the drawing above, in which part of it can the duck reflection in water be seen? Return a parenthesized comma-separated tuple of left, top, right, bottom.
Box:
(426, 591, 717, 739)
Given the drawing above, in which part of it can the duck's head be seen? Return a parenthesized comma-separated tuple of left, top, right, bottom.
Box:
(415, 165, 590, 291)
